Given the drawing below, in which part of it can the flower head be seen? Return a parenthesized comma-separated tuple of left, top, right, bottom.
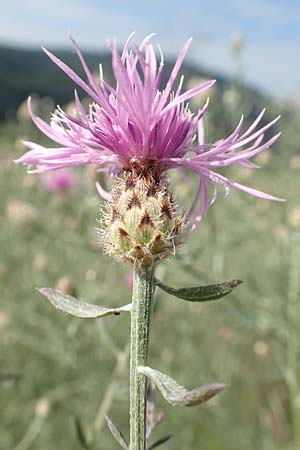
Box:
(43, 168, 79, 192)
(15, 33, 284, 233)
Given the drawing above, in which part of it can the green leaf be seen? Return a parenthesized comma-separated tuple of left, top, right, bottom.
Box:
(148, 434, 173, 450)
(38, 288, 131, 319)
(74, 417, 90, 450)
(155, 278, 242, 302)
(105, 415, 129, 450)
(138, 366, 226, 407)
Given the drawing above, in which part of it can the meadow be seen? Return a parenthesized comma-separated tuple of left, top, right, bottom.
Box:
(1, 53, 300, 450)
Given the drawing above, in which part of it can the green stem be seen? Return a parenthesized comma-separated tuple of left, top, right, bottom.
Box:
(130, 266, 155, 450)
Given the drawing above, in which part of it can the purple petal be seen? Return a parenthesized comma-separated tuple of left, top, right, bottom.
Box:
(95, 180, 113, 201)
(160, 80, 215, 116)
(42, 47, 102, 104)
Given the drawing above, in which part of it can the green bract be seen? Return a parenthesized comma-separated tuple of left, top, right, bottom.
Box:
(100, 168, 184, 267)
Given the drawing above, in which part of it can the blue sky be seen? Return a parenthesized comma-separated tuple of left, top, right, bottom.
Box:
(1, 0, 299, 101)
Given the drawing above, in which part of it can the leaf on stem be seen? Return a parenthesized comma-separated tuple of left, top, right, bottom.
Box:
(105, 415, 129, 450)
(138, 366, 226, 407)
(38, 288, 131, 318)
(148, 434, 173, 450)
(155, 278, 242, 302)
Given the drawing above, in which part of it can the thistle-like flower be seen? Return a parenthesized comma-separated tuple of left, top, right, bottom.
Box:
(15, 33, 283, 265)
(43, 168, 79, 192)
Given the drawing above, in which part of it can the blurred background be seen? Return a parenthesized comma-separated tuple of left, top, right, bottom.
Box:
(1, 1, 300, 449)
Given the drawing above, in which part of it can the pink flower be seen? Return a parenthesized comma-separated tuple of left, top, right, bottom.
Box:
(43, 168, 79, 192)
(15, 33, 284, 227)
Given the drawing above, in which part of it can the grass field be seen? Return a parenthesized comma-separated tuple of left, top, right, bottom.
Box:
(1, 81, 300, 450)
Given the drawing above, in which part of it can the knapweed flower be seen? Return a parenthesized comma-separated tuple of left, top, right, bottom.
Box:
(15, 33, 283, 265)
(43, 168, 79, 192)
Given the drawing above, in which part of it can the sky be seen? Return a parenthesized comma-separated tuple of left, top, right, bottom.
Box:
(1, 0, 300, 101)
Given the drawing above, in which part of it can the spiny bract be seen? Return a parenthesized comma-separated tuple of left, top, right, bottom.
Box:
(100, 164, 184, 266)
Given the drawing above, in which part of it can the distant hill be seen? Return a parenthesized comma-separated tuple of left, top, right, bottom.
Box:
(0, 46, 107, 120)
(0, 43, 284, 144)
(1, 44, 293, 161)
(0, 44, 237, 121)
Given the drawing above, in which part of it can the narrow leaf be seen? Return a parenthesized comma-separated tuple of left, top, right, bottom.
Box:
(155, 279, 242, 302)
(74, 417, 90, 450)
(138, 366, 226, 407)
(105, 415, 129, 450)
(148, 434, 173, 450)
(38, 288, 131, 318)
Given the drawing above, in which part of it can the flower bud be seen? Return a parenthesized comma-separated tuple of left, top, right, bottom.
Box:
(100, 169, 184, 266)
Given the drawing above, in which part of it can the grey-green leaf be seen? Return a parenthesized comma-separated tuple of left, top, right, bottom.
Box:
(138, 366, 226, 407)
(38, 288, 131, 319)
(148, 434, 173, 450)
(155, 278, 242, 302)
(105, 415, 129, 450)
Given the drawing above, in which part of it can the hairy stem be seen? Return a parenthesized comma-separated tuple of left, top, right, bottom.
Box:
(130, 266, 155, 450)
